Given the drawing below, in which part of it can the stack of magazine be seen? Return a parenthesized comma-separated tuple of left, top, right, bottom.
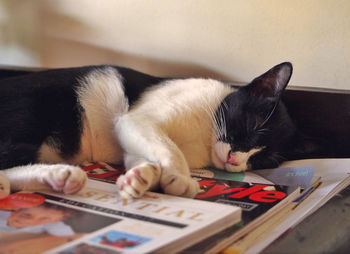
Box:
(0, 158, 349, 254)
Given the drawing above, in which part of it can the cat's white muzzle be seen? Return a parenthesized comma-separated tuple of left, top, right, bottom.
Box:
(212, 141, 261, 172)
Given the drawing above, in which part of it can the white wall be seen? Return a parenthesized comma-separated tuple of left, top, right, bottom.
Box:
(0, 0, 349, 90)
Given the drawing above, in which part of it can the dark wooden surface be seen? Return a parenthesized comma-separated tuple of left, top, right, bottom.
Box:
(283, 88, 350, 158)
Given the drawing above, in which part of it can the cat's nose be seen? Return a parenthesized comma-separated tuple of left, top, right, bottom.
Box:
(226, 151, 240, 166)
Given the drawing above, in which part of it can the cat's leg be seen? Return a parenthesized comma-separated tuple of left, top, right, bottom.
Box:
(116, 116, 199, 198)
(0, 171, 10, 199)
(3, 164, 87, 194)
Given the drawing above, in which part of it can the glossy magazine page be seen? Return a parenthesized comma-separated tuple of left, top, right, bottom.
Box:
(0, 179, 241, 254)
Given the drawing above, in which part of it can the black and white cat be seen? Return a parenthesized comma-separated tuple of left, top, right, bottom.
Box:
(0, 62, 295, 199)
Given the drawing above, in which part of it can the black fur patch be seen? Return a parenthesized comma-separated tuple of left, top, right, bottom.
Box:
(215, 62, 296, 169)
(0, 65, 163, 169)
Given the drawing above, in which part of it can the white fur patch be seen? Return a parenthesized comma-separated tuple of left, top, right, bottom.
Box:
(212, 141, 262, 172)
(117, 79, 233, 170)
(125, 78, 234, 169)
(3, 164, 87, 193)
(115, 78, 233, 197)
(0, 172, 10, 199)
(75, 67, 128, 164)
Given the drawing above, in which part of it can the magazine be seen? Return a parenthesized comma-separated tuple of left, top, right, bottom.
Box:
(182, 177, 301, 253)
(0, 179, 241, 254)
(224, 158, 350, 254)
(80, 162, 311, 253)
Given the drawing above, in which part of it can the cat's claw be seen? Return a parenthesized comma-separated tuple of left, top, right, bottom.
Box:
(42, 165, 87, 194)
(160, 172, 200, 198)
(117, 163, 161, 199)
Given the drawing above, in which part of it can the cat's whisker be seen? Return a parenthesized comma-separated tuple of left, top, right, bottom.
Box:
(222, 100, 229, 111)
(257, 128, 270, 135)
(208, 100, 222, 139)
(204, 100, 218, 128)
(254, 118, 260, 131)
(220, 101, 228, 139)
(204, 98, 227, 144)
(217, 104, 227, 139)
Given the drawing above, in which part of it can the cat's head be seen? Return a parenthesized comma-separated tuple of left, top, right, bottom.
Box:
(212, 62, 294, 172)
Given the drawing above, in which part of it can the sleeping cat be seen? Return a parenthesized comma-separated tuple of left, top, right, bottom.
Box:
(0, 62, 295, 199)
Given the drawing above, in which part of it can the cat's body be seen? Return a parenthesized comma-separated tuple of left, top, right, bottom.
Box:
(0, 62, 297, 199)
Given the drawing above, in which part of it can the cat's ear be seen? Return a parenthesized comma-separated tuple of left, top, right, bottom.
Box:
(245, 62, 293, 100)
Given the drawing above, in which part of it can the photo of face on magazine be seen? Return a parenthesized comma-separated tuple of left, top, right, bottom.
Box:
(0, 193, 121, 254)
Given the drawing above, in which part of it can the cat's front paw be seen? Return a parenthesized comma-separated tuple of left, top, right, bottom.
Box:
(42, 165, 87, 194)
(160, 172, 200, 198)
(0, 172, 10, 199)
(116, 163, 161, 199)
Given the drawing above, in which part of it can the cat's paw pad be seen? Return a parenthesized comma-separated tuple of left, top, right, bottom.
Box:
(0, 173, 10, 199)
(43, 165, 87, 194)
(117, 163, 161, 199)
(160, 173, 200, 198)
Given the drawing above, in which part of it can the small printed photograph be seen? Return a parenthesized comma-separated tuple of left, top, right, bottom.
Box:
(58, 243, 121, 254)
(0, 200, 121, 254)
(91, 230, 152, 250)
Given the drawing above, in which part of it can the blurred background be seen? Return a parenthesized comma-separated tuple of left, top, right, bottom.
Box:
(0, 0, 349, 89)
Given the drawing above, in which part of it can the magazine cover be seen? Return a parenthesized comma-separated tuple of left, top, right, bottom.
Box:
(0, 179, 241, 254)
(0, 192, 121, 254)
(183, 177, 301, 253)
(195, 178, 299, 225)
